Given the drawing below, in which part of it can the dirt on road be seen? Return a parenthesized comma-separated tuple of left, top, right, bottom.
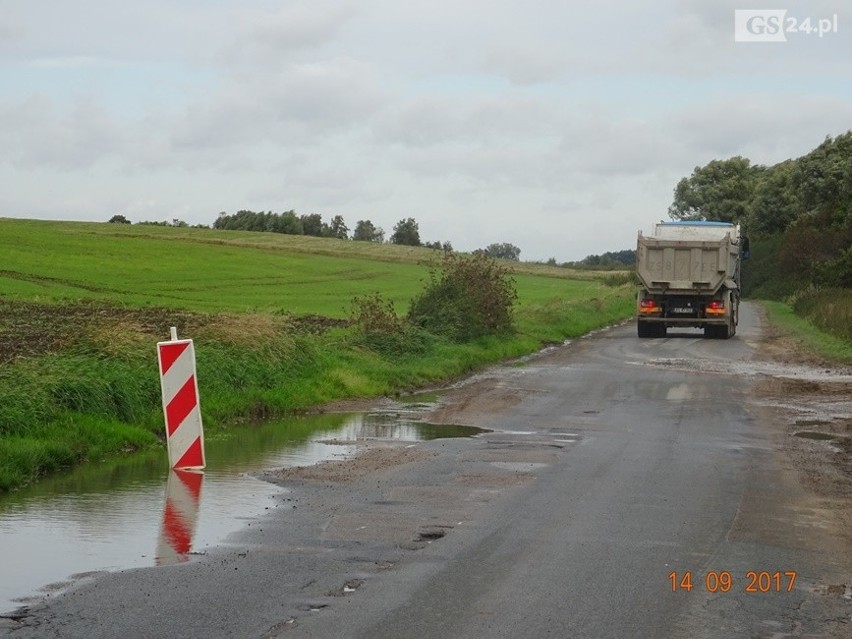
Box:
(286, 310, 852, 519)
(749, 317, 852, 571)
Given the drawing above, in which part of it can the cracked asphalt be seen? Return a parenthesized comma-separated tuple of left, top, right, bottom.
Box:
(2, 302, 850, 638)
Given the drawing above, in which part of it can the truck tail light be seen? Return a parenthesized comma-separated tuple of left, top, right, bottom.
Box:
(706, 300, 726, 315)
(639, 299, 660, 313)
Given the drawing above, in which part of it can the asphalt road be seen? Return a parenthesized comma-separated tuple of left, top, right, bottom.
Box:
(3, 302, 850, 638)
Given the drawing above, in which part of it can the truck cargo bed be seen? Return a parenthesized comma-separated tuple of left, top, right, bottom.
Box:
(636, 223, 740, 295)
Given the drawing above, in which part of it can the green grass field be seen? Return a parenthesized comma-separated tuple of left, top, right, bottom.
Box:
(0, 219, 606, 314)
(0, 218, 636, 491)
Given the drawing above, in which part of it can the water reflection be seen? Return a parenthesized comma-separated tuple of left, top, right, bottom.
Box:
(156, 470, 204, 566)
(0, 412, 482, 612)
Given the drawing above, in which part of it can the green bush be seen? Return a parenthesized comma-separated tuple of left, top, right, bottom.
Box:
(350, 293, 406, 336)
(407, 252, 518, 341)
(815, 246, 852, 288)
(349, 293, 433, 357)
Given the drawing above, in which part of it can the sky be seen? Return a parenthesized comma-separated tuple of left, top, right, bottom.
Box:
(1, 0, 850, 262)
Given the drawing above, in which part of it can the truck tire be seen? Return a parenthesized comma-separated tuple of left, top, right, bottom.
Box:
(656, 324, 667, 338)
(705, 324, 730, 339)
(637, 321, 653, 338)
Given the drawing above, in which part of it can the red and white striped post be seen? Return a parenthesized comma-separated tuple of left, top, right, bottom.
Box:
(157, 327, 206, 469)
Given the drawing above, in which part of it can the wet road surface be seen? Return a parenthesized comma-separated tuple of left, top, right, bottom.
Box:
(2, 302, 850, 638)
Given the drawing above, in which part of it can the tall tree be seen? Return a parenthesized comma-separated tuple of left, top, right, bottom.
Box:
(300, 213, 324, 237)
(483, 242, 521, 261)
(792, 131, 852, 222)
(352, 220, 384, 242)
(327, 215, 349, 239)
(746, 160, 799, 235)
(277, 211, 303, 235)
(668, 157, 763, 223)
(390, 217, 421, 246)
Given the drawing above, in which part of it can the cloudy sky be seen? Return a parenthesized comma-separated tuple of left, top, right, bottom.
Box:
(1, 0, 850, 261)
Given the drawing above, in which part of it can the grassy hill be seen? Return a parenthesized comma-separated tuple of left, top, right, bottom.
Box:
(0, 219, 606, 314)
(0, 218, 636, 491)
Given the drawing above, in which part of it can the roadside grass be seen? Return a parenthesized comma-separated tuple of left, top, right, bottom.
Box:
(789, 287, 852, 342)
(757, 300, 852, 365)
(0, 218, 636, 491)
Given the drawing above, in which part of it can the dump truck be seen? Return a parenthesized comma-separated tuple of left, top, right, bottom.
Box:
(635, 221, 749, 339)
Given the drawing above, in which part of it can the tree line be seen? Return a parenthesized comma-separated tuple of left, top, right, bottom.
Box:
(669, 131, 852, 296)
(110, 210, 525, 259)
(562, 249, 636, 269)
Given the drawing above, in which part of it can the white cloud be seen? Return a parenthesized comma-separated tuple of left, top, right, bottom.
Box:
(0, 0, 851, 261)
(374, 92, 562, 147)
(224, 1, 359, 62)
(169, 56, 386, 153)
(481, 39, 576, 85)
(671, 94, 852, 165)
(0, 94, 126, 170)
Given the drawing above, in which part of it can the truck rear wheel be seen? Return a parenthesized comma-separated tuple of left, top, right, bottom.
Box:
(705, 324, 730, 339)
(638, 321, 666, 338)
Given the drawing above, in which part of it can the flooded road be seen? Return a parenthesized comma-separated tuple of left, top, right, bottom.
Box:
(0, 410, 481, 613)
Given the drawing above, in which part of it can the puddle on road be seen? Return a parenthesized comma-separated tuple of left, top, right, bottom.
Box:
(0, 411, 481, 613)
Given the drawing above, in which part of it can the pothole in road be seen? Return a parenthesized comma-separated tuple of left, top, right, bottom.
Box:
(794, 431, 840, 441)
(415, 527, 448, 542)
(318, 413, 489, 445)
(341, 579, 364, 595)
(795, 419, 832, 427)
(402, 525, 453, 550)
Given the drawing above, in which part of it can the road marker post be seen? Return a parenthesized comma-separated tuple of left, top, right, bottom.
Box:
(157, 327, 206, 469)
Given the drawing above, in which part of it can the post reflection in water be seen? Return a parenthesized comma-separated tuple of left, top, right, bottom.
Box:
(156, 470, 204, 566)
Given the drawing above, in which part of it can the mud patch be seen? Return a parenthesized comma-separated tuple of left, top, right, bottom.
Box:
(756, 316, 846, 369)
(640, 357, 852, 383)
(267, 446, 438, 483)
(750, 320, 852, 550)
(426, 378, 524, 426)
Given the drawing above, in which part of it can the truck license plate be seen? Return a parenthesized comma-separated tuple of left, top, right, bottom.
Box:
(671, 307, 693, 314)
